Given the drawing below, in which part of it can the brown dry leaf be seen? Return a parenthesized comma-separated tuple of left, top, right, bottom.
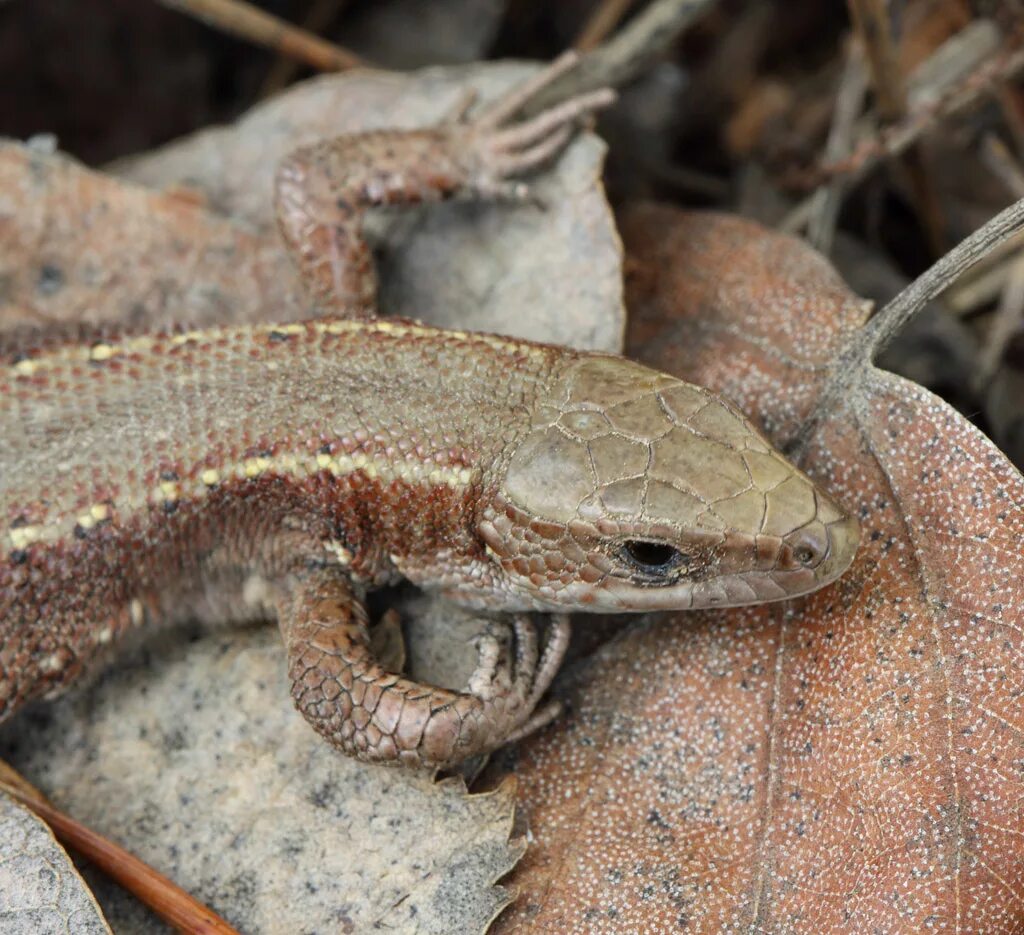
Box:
(0, 140, 305, 330)
(494, 205, 1024, 933)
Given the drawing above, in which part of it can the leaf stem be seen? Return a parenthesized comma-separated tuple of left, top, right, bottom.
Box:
(790, 195, 1024, 458)
(157, 0, 362, 72)
(863, 195, 1024, 358)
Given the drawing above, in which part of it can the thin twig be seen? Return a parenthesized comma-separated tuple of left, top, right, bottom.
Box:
(903, 146, 948, 255)
(524, 0, 717, 115)
(846, 0, 906, 121)
(846, 0, 946, 254)
(977, 256, 1024, 389)
(941, 135, 1024, 317)
(158, 0, 363, 72)
(905, 17, 1001, 111)
(975, 138, 1024, 384)
(792, 196, 1024, 457)
(812, 42, 1024, 187)
(786, 18, 1005, 243)
(260, 0, 353, 97)
(864, 197, 1024, 355)
(803, 41, 870, 253)
(936, 134, 1024, 313)
(574, 0, 639, 52)
(997, 84, 1024, 155)
(942, 236, 1024, 314)
(0, 775, 240, 935)
(981, 133, 1024, 198)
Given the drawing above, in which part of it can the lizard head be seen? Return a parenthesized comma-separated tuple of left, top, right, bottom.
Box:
(474, 356, 859, 612)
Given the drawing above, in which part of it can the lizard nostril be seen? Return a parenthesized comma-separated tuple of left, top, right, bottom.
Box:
(782, 514, 860, 582)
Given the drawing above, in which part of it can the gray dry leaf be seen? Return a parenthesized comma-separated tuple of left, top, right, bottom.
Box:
(1, 626, 524, 935)
(0, 62, 625, 934)
(0, 793, 112, 935)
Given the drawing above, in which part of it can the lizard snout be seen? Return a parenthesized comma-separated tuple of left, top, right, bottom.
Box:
(811, 512, 860, 584)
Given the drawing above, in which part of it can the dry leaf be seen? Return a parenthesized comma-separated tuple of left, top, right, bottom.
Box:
(0, 140, 304, 330)
(494, 205, 1024, 933)
(0, 793, 112, 934)
(2, 625, 523, 935)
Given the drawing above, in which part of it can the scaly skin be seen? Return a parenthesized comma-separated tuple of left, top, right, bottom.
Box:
(0, 57, 860, 768)
(0, 317, 858, 767)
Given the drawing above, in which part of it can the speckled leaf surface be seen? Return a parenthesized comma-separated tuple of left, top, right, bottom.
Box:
(2, 625, 523, 935)
(0, 793, 111, 935)
(0, 140, 307, 330)
(0, 64, 622, 351)
(493, 206, 1024, 933)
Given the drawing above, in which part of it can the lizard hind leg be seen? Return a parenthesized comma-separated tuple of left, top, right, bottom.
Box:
(277, 570, 571, 769)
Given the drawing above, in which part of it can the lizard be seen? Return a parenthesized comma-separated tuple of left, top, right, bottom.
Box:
(0, 55, 861, 770)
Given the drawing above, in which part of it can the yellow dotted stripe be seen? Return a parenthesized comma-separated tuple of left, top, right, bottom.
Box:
(8, 524, 46, 549)
(7, 450, 477, 552)
(6, 320, 542, 377)
(75, 503, 110, 531)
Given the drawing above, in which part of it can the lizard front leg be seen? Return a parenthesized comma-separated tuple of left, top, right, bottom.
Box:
(273, 51, 614, 317)
(277, 567, 570, 769)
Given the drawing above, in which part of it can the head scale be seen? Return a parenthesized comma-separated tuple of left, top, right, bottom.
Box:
(473, 357, 859, 612)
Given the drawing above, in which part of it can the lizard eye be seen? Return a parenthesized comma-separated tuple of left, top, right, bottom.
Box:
(794, 545, 817, 566)
(621, 540, 685, 576)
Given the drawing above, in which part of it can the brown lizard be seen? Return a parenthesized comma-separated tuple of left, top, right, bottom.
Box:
(0, 56, 860, 769)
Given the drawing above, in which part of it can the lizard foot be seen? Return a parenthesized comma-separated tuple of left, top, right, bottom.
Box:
(272, 51, 612, 315)
(463, 614, 572, 747)
(280, 570, 572, 768)
(452, 51, 616, 200)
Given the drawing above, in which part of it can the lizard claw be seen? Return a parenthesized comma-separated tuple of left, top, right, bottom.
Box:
(474, 50, 583, 130)
(461, 614, 572, 752)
